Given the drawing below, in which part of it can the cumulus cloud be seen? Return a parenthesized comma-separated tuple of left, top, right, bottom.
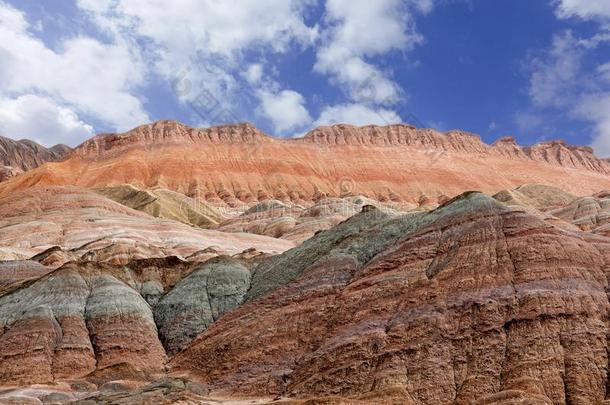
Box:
(244, 64, 264, 86)
(577, 94, 610, 156)
(1, 0, 432, 143)
(0, 95, 94, 146)
(78, 0, 318, 103)
(521, 1, 610, 157)
(0, 1, 148, 145)
(78, 0, 318, 57)
(527, 32, 584, 108)
(314, 103, 402, 127)
(258, 89, 312, 133)
(554, 0, 610, 20)
(315, 0, 431, 105)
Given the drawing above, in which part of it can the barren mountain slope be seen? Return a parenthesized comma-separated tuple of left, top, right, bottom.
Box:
(0, 121, 608, 204)
(172, 193, 610, 404)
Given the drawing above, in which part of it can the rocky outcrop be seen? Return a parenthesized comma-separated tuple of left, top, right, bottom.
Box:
(72, 121, 269, 159)
(0, 186, 294, 263)
(172, 193, 610, 404)
(96, 184, 226, 228)
(1, 121, 609, 203)
(0, 135, 71, 173)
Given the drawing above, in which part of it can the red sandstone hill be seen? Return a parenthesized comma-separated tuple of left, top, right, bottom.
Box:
(0, 120, 608, 204)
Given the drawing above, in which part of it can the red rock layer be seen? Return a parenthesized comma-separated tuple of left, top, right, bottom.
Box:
(171, 194, 610, 404)
(0, 121, 608, 203)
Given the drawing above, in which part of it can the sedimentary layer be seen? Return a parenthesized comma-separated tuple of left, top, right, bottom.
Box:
(1, 121, 608, 204)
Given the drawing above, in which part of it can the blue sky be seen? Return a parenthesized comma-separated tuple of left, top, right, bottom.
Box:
(0, 0, 609, 156)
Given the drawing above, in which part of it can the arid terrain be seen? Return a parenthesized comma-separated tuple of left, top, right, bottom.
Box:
(1, 121, 610, 404)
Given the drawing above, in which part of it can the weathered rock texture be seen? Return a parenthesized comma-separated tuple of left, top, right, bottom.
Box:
(0, 260, 53, 295)
(0, 165, 23, 182)
(0, 135, 71, 174)
(0, 262, 167, 386)
(154, 256, 252, 355)
(0, 186, 294, 263)
(1, 121, 609, 203)
(172, 193, 610, 404)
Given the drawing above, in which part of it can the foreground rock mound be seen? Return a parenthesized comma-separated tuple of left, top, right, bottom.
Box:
(0, 262, 167, 385)
(172, 193, 610, 404)
(155, 256, 252, 355)
(1, 121, 609, 203)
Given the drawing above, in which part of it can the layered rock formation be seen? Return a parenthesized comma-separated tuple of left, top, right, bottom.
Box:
(0, 135, 71, 176)
(2, 189, 610, 403)
(0, 260, 53, 295)
(218, 196, 409, 243)
(1, 121, 609, 204)
(549, 192, 610, 236)
(1, 119, 610, 404)
(0, 262, 167, 386)
(155, 256, 253, 355)
(492, 184, 576, 210)
(0, 186, 294, 263)
(96, 184, 226, 228)
(172, 193, 610, 404)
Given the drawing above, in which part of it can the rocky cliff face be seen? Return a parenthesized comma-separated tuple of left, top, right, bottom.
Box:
(72, 121, 269, 159)
(1, 121, 609, 205)
(0, 135, 72, 174)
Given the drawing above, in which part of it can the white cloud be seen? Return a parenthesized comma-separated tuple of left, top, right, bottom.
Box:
(315, 0, 431, 104)
(78, 0, 318, 57)
(77, 0, 317, 92)
(554, 0, 610, 20)
(314, 103, 402, 127)
(0, 95, 94, 146)
(598, 62, 610, 83)
(524, 20, 610, 157)
(527, 31, 584, 108)
(244, 64, 264, 86)
(76, 0, 319, 128)
(574, 94, 610, 157)
(258, 89, 312, 133)
(0, 1, 149, 145)
(514, 111, 545, 132)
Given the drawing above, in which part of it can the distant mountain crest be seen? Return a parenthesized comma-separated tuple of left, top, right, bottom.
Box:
(0, 135, 72, 181)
